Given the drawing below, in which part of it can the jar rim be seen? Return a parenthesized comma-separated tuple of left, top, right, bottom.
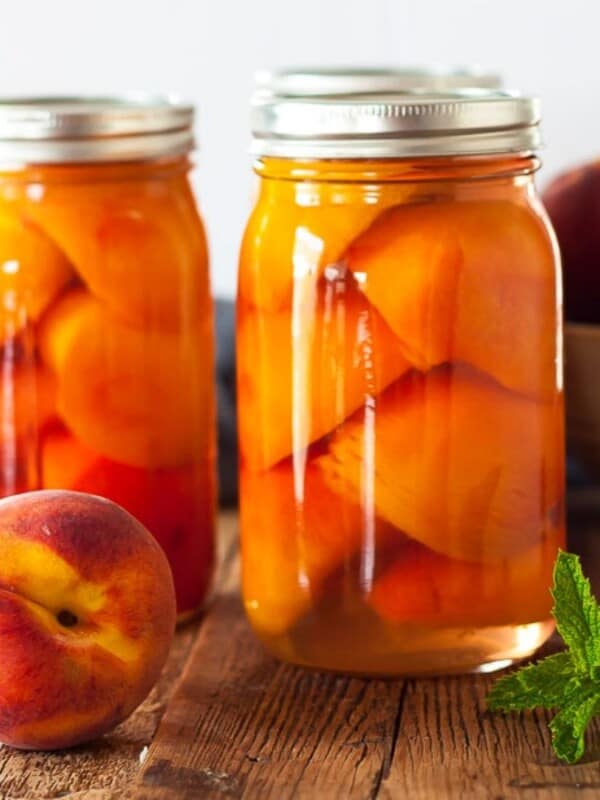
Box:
(250, 89, 541, 159)
(0, 95, 195, 165)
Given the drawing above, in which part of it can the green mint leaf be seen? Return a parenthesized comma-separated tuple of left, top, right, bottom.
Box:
(550, 693, 598, 763)
(552, 551, 600, 674)
(487, 652, 578, 711)
(487, 550, 600, 763)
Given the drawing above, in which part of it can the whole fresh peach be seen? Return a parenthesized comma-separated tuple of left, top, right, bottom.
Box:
(543, 161, 600, 323)
(0, 490, 176, 750)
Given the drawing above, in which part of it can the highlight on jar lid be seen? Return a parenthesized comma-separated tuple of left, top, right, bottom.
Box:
(0, 95, 195, 165)
(250, 89, 541, 159)
(254, 65, 502, 98)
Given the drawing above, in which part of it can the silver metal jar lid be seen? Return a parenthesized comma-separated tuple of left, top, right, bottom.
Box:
(250, 90, 541, 159)
(0, 96, 195, 166)
(254, 65, 502, 97)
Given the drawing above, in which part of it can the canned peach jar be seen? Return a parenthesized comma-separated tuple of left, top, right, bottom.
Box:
(0, 97, 216, 618)
(237, 89, 565, 676)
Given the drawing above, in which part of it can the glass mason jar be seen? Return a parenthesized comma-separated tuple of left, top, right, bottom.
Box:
(237, 90, 565, 676)
(0, 98, 215, 618)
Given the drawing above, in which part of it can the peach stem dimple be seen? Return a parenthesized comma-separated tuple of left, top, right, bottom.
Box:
(56, 609, 78, 628)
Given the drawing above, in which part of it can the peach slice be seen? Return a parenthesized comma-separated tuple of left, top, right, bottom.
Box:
(41, 427, 215, 614)
(0, 362, 56, 441)
(239, 190, 403, 312)
(24, 179, 209, 328)
(369, 534, 561, 627)
(237, 267, 410, 469)
(0, 211, 73, 336)
(240, 460, 395, 637)
(346, 200, 559, 398)
(39, 289, 214, 468)
(0, 363, 57, 496)
(41, 425, 97, 489)
(38, 288, 98, 372)
(319, 365, 564, 563)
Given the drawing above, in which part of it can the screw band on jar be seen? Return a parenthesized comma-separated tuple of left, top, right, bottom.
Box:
(250, 90, 541, 159)
(0, 96, 194, 166)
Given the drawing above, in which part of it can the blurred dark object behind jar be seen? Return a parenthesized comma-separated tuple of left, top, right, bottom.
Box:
(544, 161, 600, 484)
(216, 299, 237, 505)
(544, 162, 600, 324)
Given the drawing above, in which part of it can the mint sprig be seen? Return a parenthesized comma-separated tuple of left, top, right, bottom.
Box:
(487, 551, 600, 763)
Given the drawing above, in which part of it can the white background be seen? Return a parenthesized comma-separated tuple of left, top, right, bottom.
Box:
(0, 0, 597, 298)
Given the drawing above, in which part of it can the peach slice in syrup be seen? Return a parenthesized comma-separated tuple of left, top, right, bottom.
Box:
(239, 187, 404, 313)
(24, 180, 209, 329)
(319, 364, 564, 563)
(368, 533, 561, 627)
(346, 200, 559, 399)
(0, 210, 73, 337)
(39, 289, 213, 469)
(237, 266, 410, 470)
(241, 458, 396, 636)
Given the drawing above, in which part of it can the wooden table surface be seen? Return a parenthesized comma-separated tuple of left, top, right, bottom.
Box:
(2, 509, 600, 800)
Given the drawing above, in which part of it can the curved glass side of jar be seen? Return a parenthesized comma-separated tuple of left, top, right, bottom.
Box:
(237, 156, 565, 676)
(0, 157, 216, 618)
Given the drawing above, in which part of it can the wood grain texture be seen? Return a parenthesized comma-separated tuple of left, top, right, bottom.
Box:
(132, 518, 406, 800)
(132, 510, 600, 800)
(378, 673, 600, 800)
(133, 609, 405, 800)
(132, 629, 600, 800)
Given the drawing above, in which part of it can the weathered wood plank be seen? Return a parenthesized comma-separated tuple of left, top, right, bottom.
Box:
(133, 513, 600, 800)
(133, 532, 405, 800)
(379, 672, 600, 800)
